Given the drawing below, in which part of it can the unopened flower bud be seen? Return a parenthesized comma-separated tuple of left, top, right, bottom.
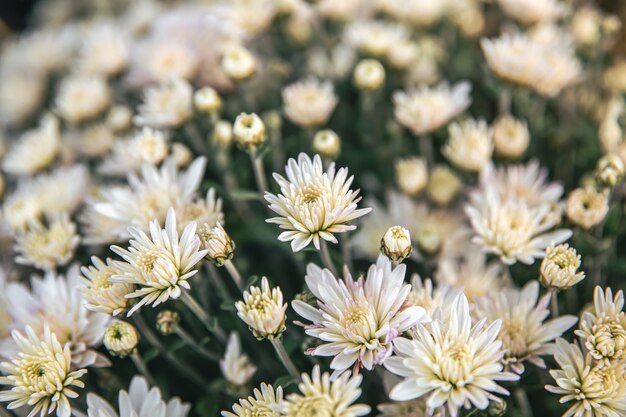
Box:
(566, 187, 609, 230)
(492, 115, 529, 159)
(395, 157, 428, 196)
(353, 59, 385, 91)
(156, 310, 180, 335)
(106, 105, 133, 133)
(233, 112, 266, 151)
(415, 225, 442, 256)
(312, 129, 341, 159)
(381, 226, 412, 263)
(221, 44, 256, 81)
(540, 244, 585, 290)
(596, 154, 624, 188)
(104, 321, 138, 358)
(213, 120, 233, 148)
(171, 143, 193, 168)
(199, 222, 235, 266)
(235, 277, 287, 340)
(427, 165, 462, 205)
(193, 86, 222, 114)
(488, 399, 507, 416)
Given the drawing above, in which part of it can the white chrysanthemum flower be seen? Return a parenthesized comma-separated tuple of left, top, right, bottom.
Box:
(175, 188, 224, 232)
(546, 338, 626, 417)
(466, 186, 572, 265)
(29, 164, 90, 216)
(220, 332, 256, 387)
(229, 0, 279, 36)
(0, 326, 87, 417)
(14, 214, 80, 271)
(346, 20, 410, 58)
(2, 189, 43, 232)
(281, 365, 370, 417)
(77, 22, 130, 76)
(144, 40, 199, 83)
(475, 281, 578, 374)
(110, 208, 208, 315)
(81, 256, 135, 317)
(576, 286, 626, 365)
(222, 383, 283, 417)
(406, 274, 461, 320)
(55, 74, 112, 125)
(0, 70, 46, 127)
(265, 153, 371, 252)
(221, 43, 257, 81)
(442, 118, 494, 172)
(540, 243, 586, 290)
(4, 266, 111, 368)
(99, 128, 169, 175)
(394, 157, 428, 196)
(91, 156, 206, 239)
(393, 82, 472, 136)
(282, 78, 338, 128)
(566, 187, 609, 230)
(3, 115, 60, 176)
(293, 256, 428, 376)
(68, 123, 115, 158)
(236, 277, 287, 340)
(134, 77, 193, 128)
(78, 202, 126, 246)
(87, 376, 190, 417)
(497, 0, 568, 25)
(435, 247, 506, 300)
(378, 0, 448, 27)
(492, 115, 530, 159)
(384, 294, 519, 417)
(481, 31, 581, 97)
(428, 165, 463, 206)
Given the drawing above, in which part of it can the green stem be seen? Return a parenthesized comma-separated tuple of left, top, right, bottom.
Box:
(319, 240, 338, 276)
(181, 291, 227, 343)
(250, 151, 268, 195)
(270, 338, 300, 380)
(419, 135, 434, 165)
(549, 289, 559, 317)
(130, 351, 157, 386)
(514, 387, 534, 417)
(224, 259, 244, 291)
(175, 327, 220, 362)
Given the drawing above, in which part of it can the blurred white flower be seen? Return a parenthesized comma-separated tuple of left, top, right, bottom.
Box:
(175, 188, 224, 232)
(474, 281, 578, 374)
(87, 376, 190, 417)
(384, 294, 518, 417)
(442, 118, 494, 172)
(3, 266, 110, 367)
(566, 187, 609, 230)
(492, 115, 530, 159)
(77, 21, 130, 76)
(378, 0, 448, 27)
(497, 0, 568, 25)
(222, 383, 283, 417)
(221, 332, 256, 387)
(0, 70, 46, 127)
(0, 325, 87, 417)
(265, 153, 371, 252)
(99, 128, 170, 175)
(81, 256, 135, 317)
(110, 208, 208, 315)
(282, 78, 338, 128)
(293, 256, 427, 376)
(3, 115, 60, 176)
(55, 74, 112, 124)
(346, 20, 410, 59)
(135, 77, 193, 128)
(405, 274, 461, 320)
(393, 82, 472, 135)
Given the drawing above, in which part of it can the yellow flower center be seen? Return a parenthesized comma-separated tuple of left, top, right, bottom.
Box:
(286, 396, 333, 417)
(500, 317, 528, 357)
(587, 320, 626, 361)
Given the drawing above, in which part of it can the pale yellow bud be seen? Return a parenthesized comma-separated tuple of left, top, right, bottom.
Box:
(596, 154, 624, 188)
(571, 7, 601, 46)
(415, 224, 441, 256)
(388, 41, 419, 70)
(233, 112, 266, 151)
(380, 226, 412, 263)
(156, 310, 180, 335)
(540, 244, 585, 290)
(199, 222, 235, 266)
(221, 44, 257, 81)
(353, 59, 385, 91)
(104, 321, 139, 358)
(492, 115, 530, 159)
(213, 120, 233, 148)
(395, 157, 428, 196)
(312, 129, 341, 159)
(106, 105, 133, 133)
(235, 277, 287, 340)
(566, 187, 609, 230)
(171, 143, 193, 168)
(427, 165, 462, 205)
(193, 86, 222, 114)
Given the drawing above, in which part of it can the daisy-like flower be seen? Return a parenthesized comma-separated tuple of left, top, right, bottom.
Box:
(576, 286, 626, 365)
(497, 0, 568, 25)
(87, 376, 190, 417)
(0, 325, 87, 417)
(77, 22, 130, 77)
(384, 294, 519, 417)
(235, 277, 287, 340)
(222, 383, 283, 417)
(282, 78, 338, 128)
(110, 208, 208, 315)
(392, 81, 472, 136)
(14, 213, 80, 271)
(492, 114, 530, 159)
(466, 186, 571, 265)
(481, 31, 581, 97)
(220, 332, 256, 387)
(3, 266, 111, 368)
(378, 0, 448, 27)
(540, 243, 585, 290)
(280, 365, 370, 417)
(442, 118, 494, 173)
(55, 74, 112, 125)
(566, 187, 609, 230)
(265, 153, 371, 252)
(545, 338, 626, 417)
(134, 76, 193, 128)
(346, 20, 410, 59)
(175, 188, 224, 232)
(292, 256, 428, 376)
(474, 281, 578, 374)
(80, 256, 135, 316)
(405, 274, 461, 319)
(3, 115, 60, 176)
(198, 222, 235, 266)
(99, 128, 170, 175)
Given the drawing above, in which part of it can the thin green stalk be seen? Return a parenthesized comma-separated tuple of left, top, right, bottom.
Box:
(549, 289, 559, 318)
(250, 151, 268, 195)
(419, 135, 434, 165)
(224, 259, 244, 291)
(340, 234, 353, 272)
(319, 240, 338, 276)
(514, 387, 534, 417)
(175, 327, 220, 362)
(130, 351, 157, 386)
(181, 291, 227, 343)
(270, 338, 300, 380)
